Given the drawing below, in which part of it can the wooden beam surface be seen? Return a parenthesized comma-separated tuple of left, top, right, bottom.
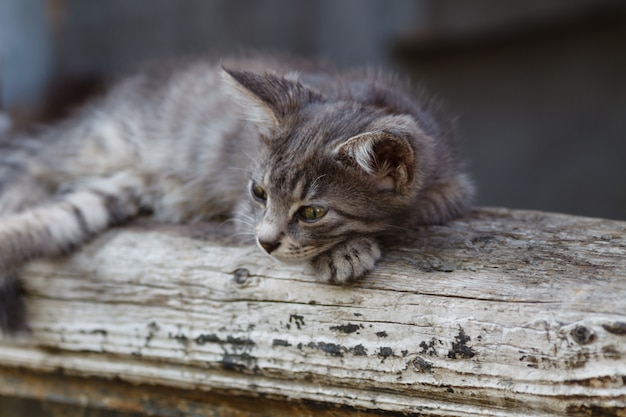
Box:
(0, 208, 625, 416)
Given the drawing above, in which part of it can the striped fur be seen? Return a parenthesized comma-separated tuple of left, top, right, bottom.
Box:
(0, 56, 473, 333)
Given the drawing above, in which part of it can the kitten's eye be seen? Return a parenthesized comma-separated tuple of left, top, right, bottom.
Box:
(251, 183, 267, 202)
(298, 205, 327, 222)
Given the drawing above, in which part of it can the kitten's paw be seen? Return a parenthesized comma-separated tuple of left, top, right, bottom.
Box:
(310, 237, 381, 284)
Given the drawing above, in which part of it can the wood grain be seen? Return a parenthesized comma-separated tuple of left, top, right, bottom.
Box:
(1, 208, 625, 416)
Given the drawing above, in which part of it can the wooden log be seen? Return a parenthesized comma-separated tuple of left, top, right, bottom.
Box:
(0, 207, 625, 416)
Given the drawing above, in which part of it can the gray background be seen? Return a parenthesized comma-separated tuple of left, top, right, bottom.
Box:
(1, 0, 625, 220)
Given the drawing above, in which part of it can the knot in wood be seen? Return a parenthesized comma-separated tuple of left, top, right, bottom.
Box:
(233, 268, 250, 284)
(571, 325, 595, 345)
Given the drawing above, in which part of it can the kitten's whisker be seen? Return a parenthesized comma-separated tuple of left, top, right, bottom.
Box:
(383, 224, 413, 233)
(228, 231, 257, 242)
(219, 217, 251, 227)
(308, 174, 326, 195)
(224, 217, 256, 231)
(226, 167, 255, 174)
(234, 144, 262, 169)
(233, 213, 255, 223)
(225, 218, 254, 227)
(230, 231, 256, 238)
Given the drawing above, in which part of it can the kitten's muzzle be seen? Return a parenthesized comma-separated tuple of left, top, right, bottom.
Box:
(259, 239, 281, 254)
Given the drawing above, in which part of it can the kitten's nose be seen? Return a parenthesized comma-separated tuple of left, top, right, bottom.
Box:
(259, 239, 281, 254)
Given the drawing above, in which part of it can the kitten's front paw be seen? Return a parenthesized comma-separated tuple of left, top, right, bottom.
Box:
(310, 237, 381, 284)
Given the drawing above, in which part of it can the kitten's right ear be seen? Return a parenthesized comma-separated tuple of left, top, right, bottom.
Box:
(221, 68, 321, 137)
(334, 115, 434, 193)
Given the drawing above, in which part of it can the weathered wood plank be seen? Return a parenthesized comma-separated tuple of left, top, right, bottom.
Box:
(0, 208, 625, 416)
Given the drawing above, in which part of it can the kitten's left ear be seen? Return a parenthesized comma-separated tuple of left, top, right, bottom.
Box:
(335, 115, 432, 192)
(221, 68, 322, 137)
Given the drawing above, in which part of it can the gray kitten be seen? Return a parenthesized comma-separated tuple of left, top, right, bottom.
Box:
(0, 56, 473, 333)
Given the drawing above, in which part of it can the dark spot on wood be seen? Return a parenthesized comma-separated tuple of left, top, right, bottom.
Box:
(144, 322, 160, 347)
(352, 344, 368, 356)
(420, 339, 438, 356)
(566, 404, 623, 417)
(89, 329, 107, 336)
(602, 345, 621, 360)
(221, 352, 258, 373)
(226, 336, 256, 347)
(318, 342, 344, 357)
(520, 355, 539, 368)
(308, 300, 317, 305)
(233, 268, 249, 284)
(446, 386, 455, 393)
(169, 332, 189, 346)
(353, 312, 362, 317)
(412, 356, 433, 373)
(571, 325, 595, 345)
(377, 347, 394, 361)
(565, 375, 623, 388)
(194, 334, 255, 349)
(376, 331, 388, 338)
(307, 341, 344, 357)
(195, 333, 221, 345)
(289, 314, 305, 330)
(272, 339, 291, 347)
(447, 327, 475, 359)
(566, 352, 590, 369)
(401, 350, 408, 357)
(330, 323, 362, 334)
(603, 321, 626, 335)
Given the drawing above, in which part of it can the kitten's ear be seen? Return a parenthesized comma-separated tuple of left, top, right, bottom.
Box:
(335, 115, 429, 192)
(221, 68, 321, 136)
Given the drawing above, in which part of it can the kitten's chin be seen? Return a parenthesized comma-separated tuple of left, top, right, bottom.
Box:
(265, 247, 328, 264)
(255, 236, 339, 263)
(254, 242, 317, 263)
(269, 254, 310, 265)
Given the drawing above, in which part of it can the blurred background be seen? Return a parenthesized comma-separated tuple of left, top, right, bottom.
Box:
(1, 0, 625, 220)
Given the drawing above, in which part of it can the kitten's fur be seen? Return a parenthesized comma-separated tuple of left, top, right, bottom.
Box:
(0, 56, 473, 333)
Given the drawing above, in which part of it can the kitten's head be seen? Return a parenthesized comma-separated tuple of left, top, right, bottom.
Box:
(223, 68, 435, 262)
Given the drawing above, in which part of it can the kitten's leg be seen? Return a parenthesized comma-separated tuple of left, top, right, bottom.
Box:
(0, 171, 143, 272)
(310, 237, 382, 284)
(0, 171, 144, 334)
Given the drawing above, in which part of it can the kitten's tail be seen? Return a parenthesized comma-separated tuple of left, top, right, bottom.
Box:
(0, 171, 144, 334)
